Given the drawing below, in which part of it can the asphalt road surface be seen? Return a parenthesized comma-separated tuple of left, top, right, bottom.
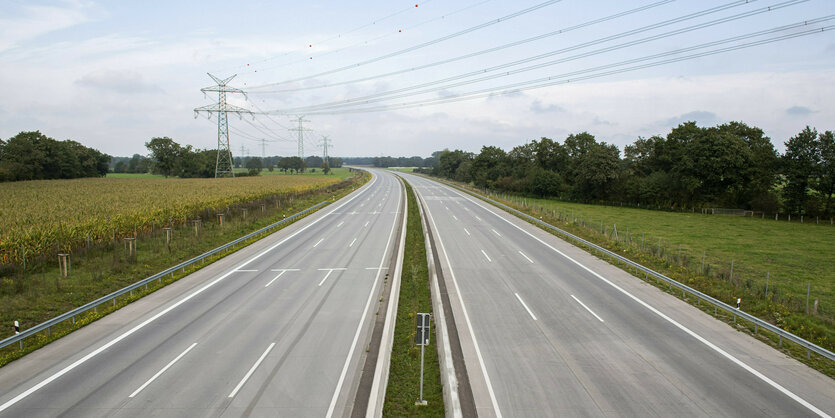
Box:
(0, 169, 403, 418)
(401, 172, 835, 418)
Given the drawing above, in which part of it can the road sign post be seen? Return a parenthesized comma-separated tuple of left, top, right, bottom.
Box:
(415, 312, 430, 406)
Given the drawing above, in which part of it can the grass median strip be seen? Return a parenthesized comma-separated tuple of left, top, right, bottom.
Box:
(383, 181, 444, 416)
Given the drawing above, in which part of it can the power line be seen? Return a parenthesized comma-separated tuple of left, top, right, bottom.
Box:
(246, 0, 565, 90)
(274, 0, 805, 114)
(249, 0, 493, 76)
(297, 20, 835, 115)
(249, 0, 675, 95)
(212, 0, 439, 75)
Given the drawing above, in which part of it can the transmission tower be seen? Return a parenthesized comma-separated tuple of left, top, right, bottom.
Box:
(194, 73, 252, 178)
(320, 135, 332, 161)
(288, 116, 311, 159)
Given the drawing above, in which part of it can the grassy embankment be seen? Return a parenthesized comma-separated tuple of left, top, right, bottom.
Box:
(0, 171, 368, 366)
(383, 180, 445, 416)
(442, 181, 834, 376)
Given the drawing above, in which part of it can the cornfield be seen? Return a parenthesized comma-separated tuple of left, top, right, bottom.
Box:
(0, 175, 341, 265)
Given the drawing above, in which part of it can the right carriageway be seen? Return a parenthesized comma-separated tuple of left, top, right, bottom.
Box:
(399, 172, 835, 418)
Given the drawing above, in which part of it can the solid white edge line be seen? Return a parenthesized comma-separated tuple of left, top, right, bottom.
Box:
(514, 293, 538, 321)
(480, 249, 492, 263)
(129, 342, 197, 398)
(228, 342, 276, 398)
(518, 250, 534, 264)
(0, 173, 378, 414)
(570, 295, 604, 323)
(325, 172, 402, 418)
(422, 184, 503, 418)
(444, 183, 831, 418)
(313, 238, 324, 248)
(265, 270, 287, 287)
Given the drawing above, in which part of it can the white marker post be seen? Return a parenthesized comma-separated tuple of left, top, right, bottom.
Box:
(737, 298, 741, 309)
(13, 321, 19, 335)
(415, 313, 430, 406)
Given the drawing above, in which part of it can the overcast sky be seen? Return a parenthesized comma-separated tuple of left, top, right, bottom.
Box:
(1, 0, 833, 158)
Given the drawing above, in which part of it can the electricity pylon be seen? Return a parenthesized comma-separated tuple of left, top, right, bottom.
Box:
(320, 135, 332, 161)
(288, 116, 311, 159)
(194, 73, 252, 178)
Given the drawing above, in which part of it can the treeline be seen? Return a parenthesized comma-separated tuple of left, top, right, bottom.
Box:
(342, 155, 438, 168)
(142, 137, 343, 177)
(433, 122, 835, 216)
(0, 131, 110, 182)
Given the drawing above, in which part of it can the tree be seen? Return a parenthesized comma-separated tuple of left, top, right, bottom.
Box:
(0, 131, 109, 182)
(321, 161, 331, 175)
(246, 157, 263, 176)
(783, 127, 819, 214)
(145, 137, 181, 178)
(471, 146, 509, 188)
(817, 130, 835, 216)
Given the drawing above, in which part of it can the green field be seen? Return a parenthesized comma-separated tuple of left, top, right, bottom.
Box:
(105, 172, 166, 178)
(233, 166, 353, 179)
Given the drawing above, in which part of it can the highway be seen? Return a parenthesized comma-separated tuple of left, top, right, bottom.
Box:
(400, 172, 835, 417)
(0, 169, 403, 417)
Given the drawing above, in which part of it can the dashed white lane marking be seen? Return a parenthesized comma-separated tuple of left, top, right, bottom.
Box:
(464, 228, 471, 236)
(228, 342, 276, 398)
(129, 343, 198, 398)
(313, 238, 324, 248)
(491, 229, 502, 237)
(337, 221, 344, 227)
(265, 269, 299, 287)
(518, 251, 534, 264)
(349, 238, 357, 247)
(515, 293, 538, 321)
(571, 295, 605, 322)
(481, 249, 492, 262)
(317, 268, 347, 286)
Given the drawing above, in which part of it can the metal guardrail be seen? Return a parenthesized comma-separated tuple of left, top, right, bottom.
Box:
(0, 200, 330, 351)
(443, 181, 835, 363)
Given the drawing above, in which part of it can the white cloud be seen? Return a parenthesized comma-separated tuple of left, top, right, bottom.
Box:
(0, 1, 92, 53)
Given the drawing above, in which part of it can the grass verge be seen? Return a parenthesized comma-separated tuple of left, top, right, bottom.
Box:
(0, 171, 369, 367)
(383, 181, 445, 416)
(434, 178, 835, 378)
